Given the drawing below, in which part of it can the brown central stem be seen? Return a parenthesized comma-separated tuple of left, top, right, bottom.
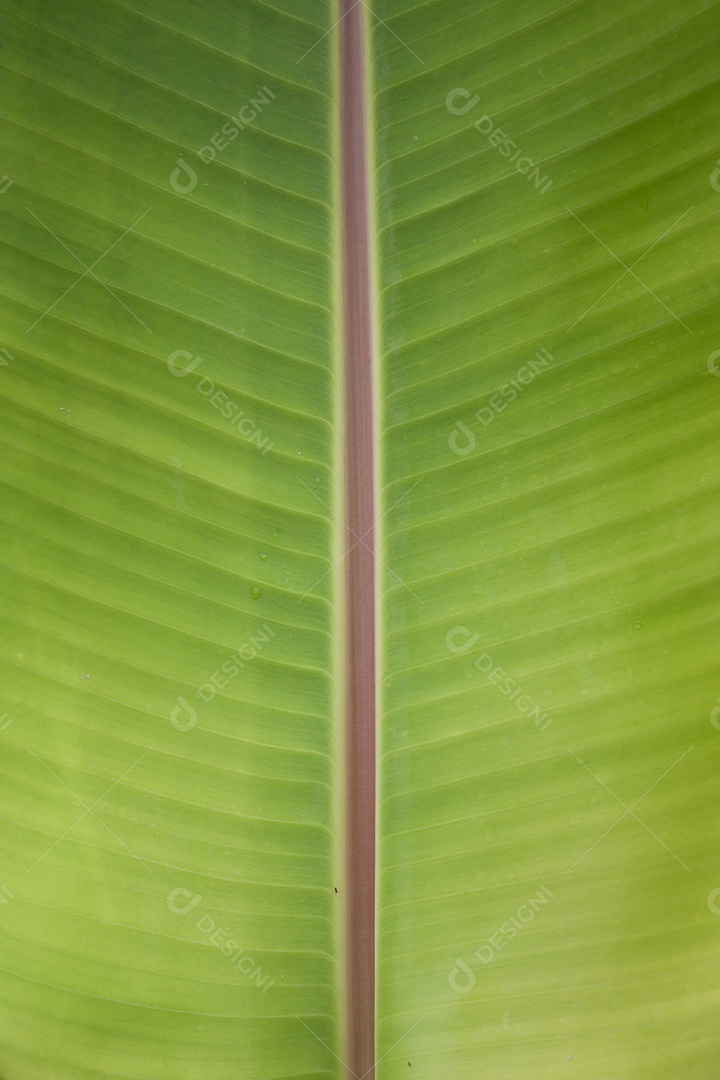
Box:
(340, 1, 376, 1077)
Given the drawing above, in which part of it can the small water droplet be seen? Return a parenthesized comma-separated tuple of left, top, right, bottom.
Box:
(273, 528, 280, 538)
(250, 586, 262, 600)
(297, 450, 302, 455)
(634, 620, 643, 630)
(259, 553, 267, 561)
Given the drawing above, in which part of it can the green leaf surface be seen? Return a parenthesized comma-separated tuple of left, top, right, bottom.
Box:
(1, 1, 719, 1078)
(0, 2, 341, 1078)
(373, 2, 720, 1077)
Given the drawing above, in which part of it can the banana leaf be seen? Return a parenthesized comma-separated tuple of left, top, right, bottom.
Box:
(0, 1, 718, 1078)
